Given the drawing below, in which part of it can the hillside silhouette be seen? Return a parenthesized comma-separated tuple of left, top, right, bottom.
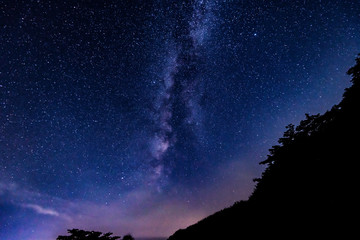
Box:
(168, 54, 360, 239)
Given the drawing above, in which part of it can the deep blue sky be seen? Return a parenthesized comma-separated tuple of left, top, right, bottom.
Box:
(1, 0, 359, 239)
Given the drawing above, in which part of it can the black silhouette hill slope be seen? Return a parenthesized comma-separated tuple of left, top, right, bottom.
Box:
(168, 55, 360, 239)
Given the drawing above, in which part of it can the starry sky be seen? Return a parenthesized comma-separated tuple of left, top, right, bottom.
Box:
(0, 0, 359, 239)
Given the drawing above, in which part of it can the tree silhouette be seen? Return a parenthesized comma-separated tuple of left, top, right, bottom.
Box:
(168, 54, 360, 239)
(122, 234, 134, 240)
(56, 229, 122, 240)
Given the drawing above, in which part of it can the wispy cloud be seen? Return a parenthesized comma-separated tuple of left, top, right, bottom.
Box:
(0, 180, 72, 222)
(0, 181, 19, 195)
(22, 203, 60, 217)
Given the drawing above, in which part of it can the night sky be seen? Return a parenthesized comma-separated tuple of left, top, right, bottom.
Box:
(1, 0, 359, 239)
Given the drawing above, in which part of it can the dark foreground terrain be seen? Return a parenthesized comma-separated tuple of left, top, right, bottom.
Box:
(168, 56, 360, 239)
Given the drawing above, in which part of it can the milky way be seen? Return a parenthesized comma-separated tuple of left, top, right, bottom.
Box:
(147, 0, 213, 189)
(1, 0, 359, 239)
